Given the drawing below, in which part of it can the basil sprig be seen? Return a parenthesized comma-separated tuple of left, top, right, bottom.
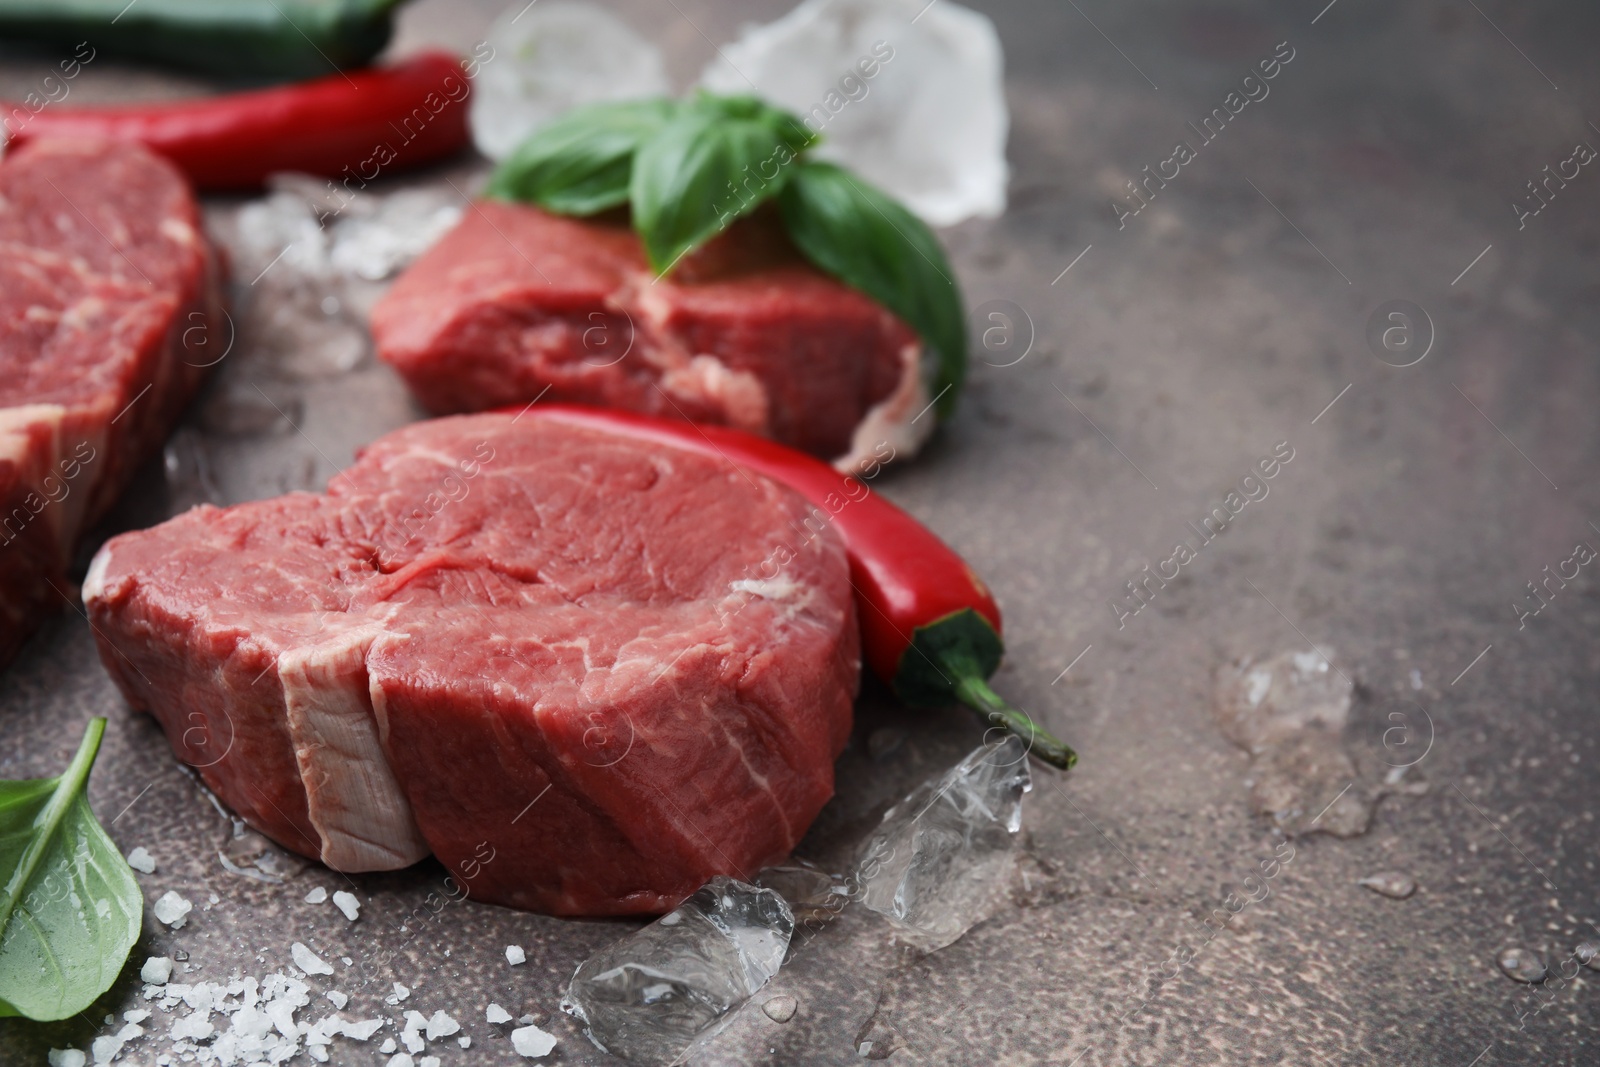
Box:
(779, 162, 965, 417)
(486, 92, 967, 421)
(0, 719, 142, 1021)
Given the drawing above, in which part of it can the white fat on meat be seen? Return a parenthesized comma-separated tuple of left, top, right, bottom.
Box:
(659, 354, 771, 436)
(0, 403, 104, 558)
(277, 627, 430, 870)
(833, 342, 933, 476)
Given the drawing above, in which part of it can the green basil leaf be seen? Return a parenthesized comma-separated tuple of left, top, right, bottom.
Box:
(630, 99, 812, 274)
(485, 98, 681, 216)
(778, 161, 967, 418)
(0, 718, 141, 1021)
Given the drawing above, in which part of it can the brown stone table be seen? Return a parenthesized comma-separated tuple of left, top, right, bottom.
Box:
(3, 1, 1598, 1063)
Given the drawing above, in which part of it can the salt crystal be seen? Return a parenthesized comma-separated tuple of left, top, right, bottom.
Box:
(458, 1036, 472, 1048)
(392, 982, 411, 1001)
(332, 890, 361, 921)
(402, 1029, 426, 1053)
(123, 1009, 151, 1024)
(326, 990, 349, 1009)
(266, 998, 300, 1038)
(699, 0, 1010, 226)
(518, 1015, 536, 1025)
(152, 891, 193, 929)
(170, 1012, 214, 1041)
(380, 1037, 398, 1053)
(141, 956, 175, 985)
(309, 1047, 329, 1063)
(505, 944, 526, 965)
(469, 0, 670, 161)
(420, 1058, 441, 1067)
(292, 942, 334, 976)
(89, 1034, 122, 1065)
(345, 1019, 385, 1041)
(425, 1010, 460, 1039)
(304, 887, 328, 904)
(48, 1051, 86, 1067)
(387, 1055, 415, 1067)
(126, 847, 156, 873)
(511, 1023, 558, 1058)
(486, 1004, 513, 1025)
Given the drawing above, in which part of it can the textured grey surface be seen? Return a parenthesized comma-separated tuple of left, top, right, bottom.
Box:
(4, 0, 1600, 1064)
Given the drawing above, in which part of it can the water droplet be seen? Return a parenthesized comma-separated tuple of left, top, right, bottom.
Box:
(1497, 947, 1547, 983)
(172, 949, 190, 962)
(1575, 941, 1600, 971)
(762, 994, 797, 1023)
(1358, 872, 1417, 899)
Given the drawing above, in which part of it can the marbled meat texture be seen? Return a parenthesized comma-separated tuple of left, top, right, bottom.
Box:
(0, 139, 225, 667)
(370, 203, 931, 475)
(84, 412, 859, 916)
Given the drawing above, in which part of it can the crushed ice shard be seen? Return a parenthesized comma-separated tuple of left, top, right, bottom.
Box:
(700, 0, 1010, 226)
(561, 876, 794, 1064)
(470, 1, 670, 162)
(856, 735, 1031, 951)
(1213, 649, 1372, 837)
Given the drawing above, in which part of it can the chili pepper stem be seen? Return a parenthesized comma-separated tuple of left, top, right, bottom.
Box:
(951, 673, 1077, 771)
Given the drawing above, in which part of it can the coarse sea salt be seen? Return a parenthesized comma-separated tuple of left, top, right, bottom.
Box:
(511, 1023, 557, 1058)
(141, 957, 175, 985)
(126, 847, 156, 873)
(304, 887, 328, 904)
(425, 1010, 460, 1039)
(48, 1050, 86, 1067)
(292, 942, 335, 976)
(152, 891, 192, 928)
(332, 890, 361, 921)
(505, 944, 526, 965)
(486, 1003, 513, 1025)
(401, 1010, 428, 1052)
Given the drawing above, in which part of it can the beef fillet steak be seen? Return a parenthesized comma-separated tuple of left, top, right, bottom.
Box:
(370, 203, 930, 474)
(0, 139, 225, 667)
(84, 412, 859, 915)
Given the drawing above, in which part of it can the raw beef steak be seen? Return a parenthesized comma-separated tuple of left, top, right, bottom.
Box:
(84, 412, 859, 915)
(370, 203, 931, 474)
(0, 138, 224, 667)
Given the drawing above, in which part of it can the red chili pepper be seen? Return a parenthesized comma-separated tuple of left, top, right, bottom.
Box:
(1, 52, 470, 192)
(525, 404, 1077, 770)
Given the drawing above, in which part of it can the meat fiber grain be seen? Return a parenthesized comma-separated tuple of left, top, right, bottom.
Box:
(371, 204, 931, 474)
(85, 413, 858, 915)
(0, 139, 225, 667)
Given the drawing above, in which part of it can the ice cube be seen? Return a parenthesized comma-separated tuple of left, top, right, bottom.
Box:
(327, 190, 463, 281)
(700, 0, 1009, 226)
(855, 735, 1031, 951)
(753, 864, 850, 926)
(561, 876, 794, 1062)
(470, 1, 670, 162)
(1213, 650, 1371, 837)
